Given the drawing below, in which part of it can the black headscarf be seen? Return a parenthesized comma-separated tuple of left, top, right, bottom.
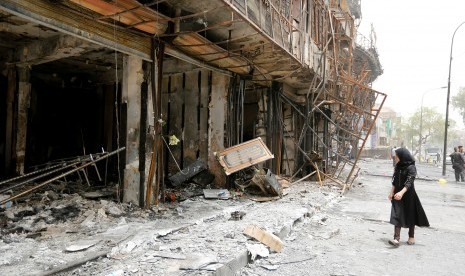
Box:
(395, 147, 415, 170)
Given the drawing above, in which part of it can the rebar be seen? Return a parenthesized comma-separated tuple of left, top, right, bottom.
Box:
(0, 147, 125, 206)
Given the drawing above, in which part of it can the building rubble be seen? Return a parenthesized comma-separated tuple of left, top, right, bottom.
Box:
(0, 173, 344, 275)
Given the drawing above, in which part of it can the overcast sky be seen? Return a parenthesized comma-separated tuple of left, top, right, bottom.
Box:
(358, 0, 465, 128)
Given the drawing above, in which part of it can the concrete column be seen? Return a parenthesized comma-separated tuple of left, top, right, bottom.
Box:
(122, 55, 144, 205)
(15, 67, 31, 175)
(208, 72, 229, 188)
(5, 66, 15, 175)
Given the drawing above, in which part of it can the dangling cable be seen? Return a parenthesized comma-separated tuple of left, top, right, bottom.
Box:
(113, 0, 122, 202)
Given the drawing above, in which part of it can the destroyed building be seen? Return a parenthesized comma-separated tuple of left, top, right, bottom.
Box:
(0, 0, 384, 207)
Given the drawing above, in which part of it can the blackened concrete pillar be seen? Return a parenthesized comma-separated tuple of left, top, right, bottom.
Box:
(15, 67, 31, 175)
(122, 55, 143, 204)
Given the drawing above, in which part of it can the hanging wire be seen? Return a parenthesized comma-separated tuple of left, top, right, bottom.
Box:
(113, 0, 122, 202)
(161, 136, 188, 175)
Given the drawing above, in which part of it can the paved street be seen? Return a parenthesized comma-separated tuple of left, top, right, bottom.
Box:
(239, 159, 465, 276)
(2, 158, 464, 276)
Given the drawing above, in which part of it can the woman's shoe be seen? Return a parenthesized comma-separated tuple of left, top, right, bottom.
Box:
(407, 238, 415, 245)
(389, 239, 400, 247)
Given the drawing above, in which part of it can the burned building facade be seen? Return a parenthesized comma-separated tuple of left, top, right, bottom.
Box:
(0, 0, 384, 206)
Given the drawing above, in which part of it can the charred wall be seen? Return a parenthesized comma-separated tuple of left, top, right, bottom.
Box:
(0, 58, 124, 185)
(0, 73, 7, 176)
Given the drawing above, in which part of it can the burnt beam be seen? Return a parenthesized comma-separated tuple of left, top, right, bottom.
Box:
(0, 0, 152, 60)
(15, 35, 101, 66)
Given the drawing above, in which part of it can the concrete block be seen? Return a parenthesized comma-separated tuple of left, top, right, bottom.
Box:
(212, 250, 249, 276)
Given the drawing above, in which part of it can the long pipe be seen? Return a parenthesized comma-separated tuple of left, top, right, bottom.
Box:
(0, 147, 125, 206)
(0, 152, 109, 186)
(0, 163, 64, 186)
(0, 159, 83, 194)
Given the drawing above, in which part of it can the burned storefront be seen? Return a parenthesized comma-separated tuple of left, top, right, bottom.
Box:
(0, 0, 384, 208)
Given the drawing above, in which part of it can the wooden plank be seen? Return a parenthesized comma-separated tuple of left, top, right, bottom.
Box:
(183, 71, 200, 166)
(198, 70, 210, 162)
(167, 73, 183, 174)
(243, 225, 283, 252)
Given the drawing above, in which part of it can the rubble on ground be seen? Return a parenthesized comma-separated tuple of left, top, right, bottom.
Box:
(0, 175, 343, 275)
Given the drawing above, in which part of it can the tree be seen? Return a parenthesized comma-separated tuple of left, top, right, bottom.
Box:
(396, 107, 455, 158)
(451, 87, 465, 124)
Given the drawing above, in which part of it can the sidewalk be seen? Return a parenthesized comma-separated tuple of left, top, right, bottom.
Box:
(0, 178, 341, 276)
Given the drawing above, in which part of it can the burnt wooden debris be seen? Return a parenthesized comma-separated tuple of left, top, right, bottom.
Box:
(168, 159, 207, 187)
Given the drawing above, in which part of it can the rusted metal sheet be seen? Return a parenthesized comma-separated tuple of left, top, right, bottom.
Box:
(173, 33, 250, 75)
(216, 137, 274, 175)
(69, 0, 168, 35)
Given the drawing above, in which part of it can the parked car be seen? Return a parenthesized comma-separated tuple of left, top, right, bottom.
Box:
(425, 147, 441, 164)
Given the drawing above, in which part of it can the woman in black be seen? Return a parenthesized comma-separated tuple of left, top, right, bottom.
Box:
(388, 147, 429, 246)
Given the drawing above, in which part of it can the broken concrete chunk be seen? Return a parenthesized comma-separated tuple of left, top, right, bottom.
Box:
(230, 211, 246, 220)
(44, 190, 59, 201)
(106, 269, 124, 276)
(250, 169, 282, 197)
(102, 224, 130, 239)
(80, 210, 96, 228)
(261, 264, 279, 271)
(109, 240, 139, 259)
(179, 254, 218, 270)
(97, 208, 107, 219)
(152, 251, 186, 260)
(246, 243, 269, 260)
(277, 177, 290, 188)
(65, 239, 100, 252)
(121, 241, 137, 254)
(82, 190, 113, 199)
(100, 199, 110, 206)
(4, 210, 15, 220)
(201, 263, 223, 271)
(243, 225, 283, 253)
(203, 189, 230, 200)
(0, 195, 12, 209)
(107, 205, 124, 217)
(264, 169, 282, 197)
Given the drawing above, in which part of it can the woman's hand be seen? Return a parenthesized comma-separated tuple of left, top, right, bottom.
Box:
(388, 193, 393, 201)
(394, 192, 404, 200)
